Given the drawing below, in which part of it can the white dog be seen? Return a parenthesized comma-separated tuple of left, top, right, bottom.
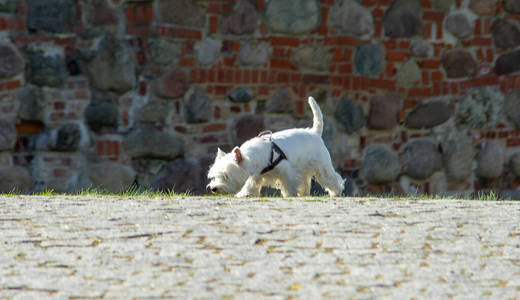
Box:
(207, 96, 344, 198)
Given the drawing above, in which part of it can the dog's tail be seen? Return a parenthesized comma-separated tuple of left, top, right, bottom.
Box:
(308, 96, 323, 136)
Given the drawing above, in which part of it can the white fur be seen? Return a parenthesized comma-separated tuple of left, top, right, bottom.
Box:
(207, 97, 344, 198)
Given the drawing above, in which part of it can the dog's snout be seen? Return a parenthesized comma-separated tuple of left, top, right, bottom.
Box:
(211, 187, 218, 193)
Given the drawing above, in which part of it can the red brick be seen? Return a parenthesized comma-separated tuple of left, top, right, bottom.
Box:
(16, 122, 44, 134)
(436, 22, 443, 39)
(53, 169, 67, 177)
(257, 0, 265, 11)
(424, 23, 432, 39)
(423, 11, 444, 21)
(431, 71, 443, 81)
(54, 101, 65, 110)
(422, 71, 430, 85)
(398, 41, 411, 50)
(6, 80, 20, 90)
(471, 76, 499, 87)
(474, 18, 482, 35)
(372, 8, 384, 18)
(270, 59, 293, 70)
(508, 138, 520, 147)
(207, 3, 221, 14)
(338, 64, 352, 74)
(125, 7, 134, 24)
(271, 36, 299, 47)
(173, 28, 202, 39)
(384, 40, 397, 49)
(421, 59, 441, 69)
(468, 37, 493, 46)
(369, 78, 396, 90)
(421, 0, 432, 8)
(408, 87, 431, 97)
(386, 51, 407, 62)
(209, 16, 218, 34)
(179, 57, 196, 67)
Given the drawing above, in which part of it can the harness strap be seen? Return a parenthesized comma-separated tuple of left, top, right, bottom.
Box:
(260, 142, 287, 174)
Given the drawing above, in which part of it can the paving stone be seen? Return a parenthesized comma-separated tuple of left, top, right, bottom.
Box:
(446, 13, 473, 40)
(491, 19, 520, 49)
(470, 0, 498, 16)
(456, 86, 503, 129)
(44, 123, 83, 152)
(505, 0, 520, 13)
(196, 38, 221, 66)
(495, 49, 520, 75)
(136, 100, 170, 125)
(184, 88, 212, 123)
(328, 0, 373, 37)
(17, 85, 46, 122)
(383, 0, 424, 38)
(0, 41, 24, 78)
(221, 0, 258, 35)
(88, 162, 136, 193)
(83, 0, 118, 28)
(238, 42, 270, 66)
(265, 88, 294, 113)
(26, 51, 68, 87)
(26, 0, 76, 33)
(476, 141, 504, 179)
(361, 145, 400, 184)
(123, 128, 184, 160)
(0, 166, 32, 192)
(354, 43, 383, 76)
(291, 45, 329, 72)
(155, 69, 189, 99)
(84, 102, 119, 131)
(232, 114, 264, 145)
(401, 139, 442, 180)
(2, 196, 520, 299)
(510, 151, 520, 178)
(86, 35, 136, 94)
(335, 96, 364, 134)
(151, 157, 205, 194)
(147, 39, 181, 66)
(396, 60, 421, 87)
(504, 91, 520, 129)
(442, 135, 474, 182)
(265, 0, 319, 34)
(0, 120, 16, 151)
(0, 0, 18, 13)
(367, 95, 399, 130)
(228, 87, 254, 103)
(158, 0, 205, 27)
(405, 100, 452, 129)
(441, 48, 478, 78)
(410, 40, 433, 58)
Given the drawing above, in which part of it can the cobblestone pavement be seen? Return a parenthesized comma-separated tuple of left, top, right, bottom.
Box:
(1, 196, 520, 299)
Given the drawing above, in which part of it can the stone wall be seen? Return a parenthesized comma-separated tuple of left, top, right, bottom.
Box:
(1, 0, 520, 197)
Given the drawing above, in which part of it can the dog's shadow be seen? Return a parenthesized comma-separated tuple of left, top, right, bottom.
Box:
(260, 179, 354, 197)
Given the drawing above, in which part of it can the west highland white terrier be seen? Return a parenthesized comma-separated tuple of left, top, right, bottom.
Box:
(207, 96, 344, 198)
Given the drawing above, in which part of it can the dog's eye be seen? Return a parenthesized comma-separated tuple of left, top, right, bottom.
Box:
(223, 174, 229, 181)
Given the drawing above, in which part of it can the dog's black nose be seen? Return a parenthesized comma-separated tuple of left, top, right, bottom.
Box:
(211, 187, 218, 193)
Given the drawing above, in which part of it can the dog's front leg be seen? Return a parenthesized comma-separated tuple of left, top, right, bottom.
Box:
(235, 175, 262, 198)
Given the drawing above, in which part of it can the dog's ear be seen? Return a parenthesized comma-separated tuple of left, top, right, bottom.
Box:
(233, 147, 243, 164)
(216, 147, 225, 159)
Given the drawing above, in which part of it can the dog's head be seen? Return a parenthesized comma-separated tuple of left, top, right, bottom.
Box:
(207, 147, 248, 194)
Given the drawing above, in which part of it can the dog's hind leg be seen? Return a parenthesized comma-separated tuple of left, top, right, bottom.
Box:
(315, 167, 344, 197)
(235, 175, 262, 198)
(297, 176, 311, 196)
